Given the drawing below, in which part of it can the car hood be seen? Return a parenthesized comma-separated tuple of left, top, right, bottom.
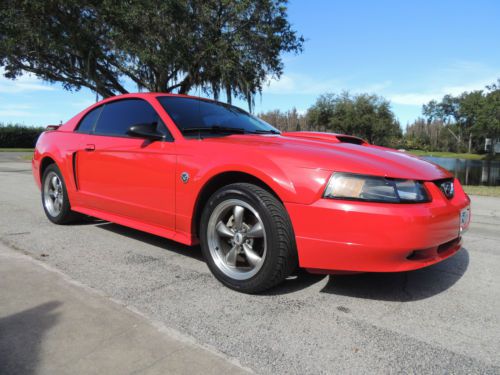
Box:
(199, 132, 452, 181)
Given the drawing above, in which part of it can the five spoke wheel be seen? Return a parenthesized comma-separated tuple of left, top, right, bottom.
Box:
(200, 183, 297, 292)
(43, 171, 64, 217)
(207, 199, 267, 280)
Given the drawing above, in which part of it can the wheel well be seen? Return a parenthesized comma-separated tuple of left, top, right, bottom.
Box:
(40, 157, 56, 182)
(193, 172, 282, 237)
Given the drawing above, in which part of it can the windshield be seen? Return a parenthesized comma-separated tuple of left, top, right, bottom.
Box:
(157, 96, 279, 137)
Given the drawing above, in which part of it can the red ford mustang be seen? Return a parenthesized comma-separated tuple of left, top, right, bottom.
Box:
(32, 93, 471, 293)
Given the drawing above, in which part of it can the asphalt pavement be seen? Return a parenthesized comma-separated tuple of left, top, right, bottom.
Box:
(0, 155, 499, 374)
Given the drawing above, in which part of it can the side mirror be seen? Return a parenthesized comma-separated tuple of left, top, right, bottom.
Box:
(127, 122, 166, 141)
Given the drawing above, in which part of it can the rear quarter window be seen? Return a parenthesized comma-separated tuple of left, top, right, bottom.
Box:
(75, 106, 103, 133)
(94, 99, 159, 137)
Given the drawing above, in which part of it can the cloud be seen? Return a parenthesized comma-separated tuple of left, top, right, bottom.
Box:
(263, 73, 394, 97)
(71, 99, 96, 109)
(0, 103, 58, 121)
(357, 80, 392, 93)
(0, 69, 55, 93)
(389, 78, 496, 106)
(389, 93, 440, 106)
(388, 60, 498, 106)
(262, 60, 498, 109)
(264, 73, 344, 95)
(0, 110, 36, 117)
(0, 109, 33, 117)
(0, 104, 34, 117)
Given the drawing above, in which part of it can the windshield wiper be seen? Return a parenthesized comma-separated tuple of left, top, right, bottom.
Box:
(251, 129, 281, 134)
(181, 126, 280, 138)
(182, 126, 247, 135)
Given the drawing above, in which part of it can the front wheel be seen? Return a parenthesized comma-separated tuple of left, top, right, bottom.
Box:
(200, 183, 297, 293)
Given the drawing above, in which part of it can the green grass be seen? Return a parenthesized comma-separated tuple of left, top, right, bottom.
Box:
(407, 150, 485, 160)
(408, 150, 500, 161)
(463, 185, 500, 197)
(0, 148, 34, 152)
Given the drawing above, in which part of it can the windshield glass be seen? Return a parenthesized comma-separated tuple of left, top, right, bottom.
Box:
(157, 96, 279, 136)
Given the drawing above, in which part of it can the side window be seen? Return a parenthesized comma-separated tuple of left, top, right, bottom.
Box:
(76, 106, 102, 133)
(94, 99, 166, 137)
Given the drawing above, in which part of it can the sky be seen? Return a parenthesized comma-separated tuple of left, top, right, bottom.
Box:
(0, 0, 499, 128)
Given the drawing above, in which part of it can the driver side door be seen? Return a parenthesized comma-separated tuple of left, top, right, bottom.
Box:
(75, 99, 176, 231)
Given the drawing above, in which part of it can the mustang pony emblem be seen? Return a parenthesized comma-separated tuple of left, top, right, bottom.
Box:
(440, 180, 454, 199)
(181, 172, 190, 184)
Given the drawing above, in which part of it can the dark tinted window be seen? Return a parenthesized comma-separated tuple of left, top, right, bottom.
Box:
(76, 106, 102, 133)
(95, 99, 161, 137)
(157, 96, 279, 136)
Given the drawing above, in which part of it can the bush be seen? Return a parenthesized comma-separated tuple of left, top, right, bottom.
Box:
(0, 123, 45, 148)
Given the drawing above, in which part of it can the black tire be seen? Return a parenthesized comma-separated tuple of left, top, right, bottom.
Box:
(200, 183, 298, 293)
(41, 164, 80, 224)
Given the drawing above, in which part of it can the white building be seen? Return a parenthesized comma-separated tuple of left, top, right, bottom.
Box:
(484, 138, 500, 154)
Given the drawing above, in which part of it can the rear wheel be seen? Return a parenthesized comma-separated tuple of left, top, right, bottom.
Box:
(41, 164, 79, 224)
(200, 183, 297, 293)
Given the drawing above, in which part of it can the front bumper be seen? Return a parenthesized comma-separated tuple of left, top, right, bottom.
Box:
(286, 179, 470, 273)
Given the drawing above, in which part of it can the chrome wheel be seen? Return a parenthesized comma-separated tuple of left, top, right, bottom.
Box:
(207, 199, 267, 280)
(43, 171, 64, 217)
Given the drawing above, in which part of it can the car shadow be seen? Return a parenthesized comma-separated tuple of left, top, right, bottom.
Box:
(320, 248, 470, 302)
(0, 301, 61, 375)
(262, 269, 328, 295)
(65, 216, 106, 226)
(82, 219, 469, 300)
(94, 222, 205, 262)
(90, 220, 327, 294)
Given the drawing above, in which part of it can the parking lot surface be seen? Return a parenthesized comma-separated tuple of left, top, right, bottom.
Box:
(1, 156, 499, 374)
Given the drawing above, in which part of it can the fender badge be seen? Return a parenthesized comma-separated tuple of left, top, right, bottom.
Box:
(181, 172, 190, 184)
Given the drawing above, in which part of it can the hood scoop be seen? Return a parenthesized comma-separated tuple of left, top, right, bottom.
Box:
(281, 131, 367, 145)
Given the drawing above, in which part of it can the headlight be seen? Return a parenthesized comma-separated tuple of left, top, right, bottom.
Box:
(323, 172, 430, 203)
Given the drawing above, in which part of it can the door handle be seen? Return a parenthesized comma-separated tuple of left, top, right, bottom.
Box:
(84, 144, 95, 151)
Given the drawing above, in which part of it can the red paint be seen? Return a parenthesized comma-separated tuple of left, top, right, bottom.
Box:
(32, 93, 471, 273)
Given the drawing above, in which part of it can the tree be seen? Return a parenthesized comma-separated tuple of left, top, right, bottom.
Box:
(459, 90, 484, 152)
(423, 95, 466, 150)
(0, 0, 303, 108)
(422, 80, 500, 153)
(259, 107, 307, 131)
(306, 92, 402, 146)
(476, 81, 500, 154)
(404, 118, 456, 152)
(422, 91, 486, 152)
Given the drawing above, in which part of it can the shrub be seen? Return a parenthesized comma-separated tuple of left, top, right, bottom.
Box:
(0, 123, 45, 148)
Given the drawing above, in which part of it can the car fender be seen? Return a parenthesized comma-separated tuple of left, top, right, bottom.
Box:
(174, 151, 332, 241)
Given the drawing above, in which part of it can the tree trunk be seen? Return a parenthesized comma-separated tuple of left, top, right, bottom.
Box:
(226, 85, 232, 105)
(468, 132, 472, 154)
